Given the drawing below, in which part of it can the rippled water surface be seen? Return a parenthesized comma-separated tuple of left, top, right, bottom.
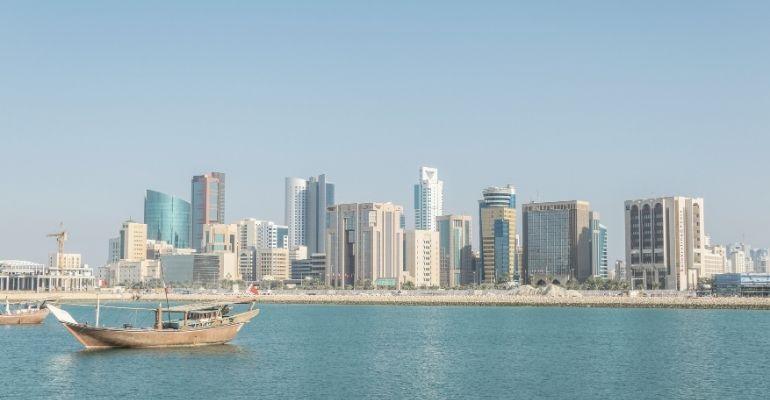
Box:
(3, 303, 770, 399)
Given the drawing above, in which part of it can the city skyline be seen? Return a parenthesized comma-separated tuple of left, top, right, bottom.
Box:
(3, 2, 770, 266)
(0, 166, 767, 269)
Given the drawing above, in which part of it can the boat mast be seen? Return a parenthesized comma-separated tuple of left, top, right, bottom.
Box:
(160, 262, 171, 324)
(95, 294, 101, 327)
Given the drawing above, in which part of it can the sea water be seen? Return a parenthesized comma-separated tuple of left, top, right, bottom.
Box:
(3, 303, 770, 399)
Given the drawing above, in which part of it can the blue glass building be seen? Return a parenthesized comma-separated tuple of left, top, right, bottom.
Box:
(144, 190, 192, 249)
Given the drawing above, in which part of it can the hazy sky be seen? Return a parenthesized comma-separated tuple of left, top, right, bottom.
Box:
(2, 1, 769, 266)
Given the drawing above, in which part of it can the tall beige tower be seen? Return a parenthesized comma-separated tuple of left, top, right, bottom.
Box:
(120, 221, 147, 262)
(326, 202, 405, 288)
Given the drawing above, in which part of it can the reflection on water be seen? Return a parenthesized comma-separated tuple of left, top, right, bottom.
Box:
(75, 343, 249, 357)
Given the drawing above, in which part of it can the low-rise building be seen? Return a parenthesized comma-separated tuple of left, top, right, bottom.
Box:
(106, 259, 161, 286)
(291, 253, 326, 281)
(257, 248, 290, 281)
(0, 259, 95, 292)
(714, 273, 770, 296)
(160, 252, 239, 287)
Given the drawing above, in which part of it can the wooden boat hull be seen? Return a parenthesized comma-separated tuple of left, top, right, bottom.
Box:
(0, 308, 49, 325)
(61, 309, 260, 349)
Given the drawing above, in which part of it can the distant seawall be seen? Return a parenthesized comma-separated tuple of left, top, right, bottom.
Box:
(4, 291, 770, 310)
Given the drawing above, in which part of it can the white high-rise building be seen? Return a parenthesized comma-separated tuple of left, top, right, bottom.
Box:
(414, 166, 444, 231)
(285, 177, 308, 248)
(728, 243, 755, 273)
(284, 175, 335, 252)
(728, 248, 748, 273)
(624, 196, 706, 291)
(405, 230, 440, 288)
(702, 245, 727, 278)
(238, 218, 286, 250)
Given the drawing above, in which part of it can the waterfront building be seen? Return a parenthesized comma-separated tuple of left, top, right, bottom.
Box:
(590, 213, 609, 278)
(713, 273, 770, 296)
(107, 237, 120, 263)
(726, 243, 757, 273)
(238, 218, 287, 250)
(285, 174, 335, 252)
(728, 249, 748, 273)
(285, 177, 307, 248)
(106, 259, 161, 286)
(478, 185, 517, 284)
(702, 245, 727, 278)
(143, 189, 191, 249)
(0, 260, 95, 292)
(44, 231, 95, 291)
(414, 167, 444, 231)
(405, 230, 440, 288)
(624, 196, 705, 290)
(160, 252, 238, 287)
(202, 223, 239, 254)
(291, 253, 326, 281)
(119, 220, 147, 261)
(522, 200, 592, 285)
(191, 172, 226, 251)
(238, 248, 257, 281)
(326, 202, 405, 288)
(257, 248, 290, 281)
(48, 252, 82, 270)
(306, 174, 335, 254)
(437, 214, 473, 287)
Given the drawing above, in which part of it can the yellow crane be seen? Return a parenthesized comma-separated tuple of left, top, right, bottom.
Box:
(47, 223, 68, 255)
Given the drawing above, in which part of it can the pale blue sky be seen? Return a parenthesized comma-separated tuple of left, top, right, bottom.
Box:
(1, 1, 769, 266)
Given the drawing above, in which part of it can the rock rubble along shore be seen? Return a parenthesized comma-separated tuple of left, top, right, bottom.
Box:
(5, 290, 770, 310)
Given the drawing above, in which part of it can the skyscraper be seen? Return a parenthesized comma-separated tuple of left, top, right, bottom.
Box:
(306, 174, 335, 254)
(191, 172, 226, 251)
(522, 200, 592, 285)
(326, 202, 404, 288)
(437, 214, 473, 287)
(414, 166, 444, 231)
(144, 190, 191, 249)
(624, 196, 705, 290)
(285, 177, 307, 249)
(590, 212, 608, 278)
(478, 185, 517, 284)
(285, 174, 335, 253)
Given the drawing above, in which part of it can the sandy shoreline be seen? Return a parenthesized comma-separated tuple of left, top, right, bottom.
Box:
(4, 291, 770, 310)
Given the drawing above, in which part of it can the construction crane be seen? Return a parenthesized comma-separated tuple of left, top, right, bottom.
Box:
(47, 223, 68, 255)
